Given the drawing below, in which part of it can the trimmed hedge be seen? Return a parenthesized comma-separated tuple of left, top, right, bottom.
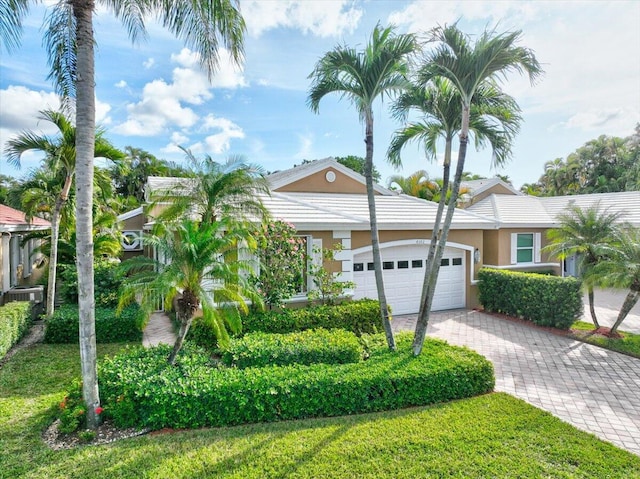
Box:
(99, 334, 495, 430)
(478, 268, 583, 329)
(0, 301, 32, 359)
(44, 304, 145, 343)
(222, 329, 363, 368)
(189, 299, 382, 350)
(244, 299, 382, 335)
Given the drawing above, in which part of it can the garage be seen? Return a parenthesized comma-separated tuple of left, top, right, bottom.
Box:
(352, 243, 466, 315)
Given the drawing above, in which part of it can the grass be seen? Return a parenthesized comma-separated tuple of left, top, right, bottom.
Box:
(1, 343, 639, 478)
(570, 321, 640, 358)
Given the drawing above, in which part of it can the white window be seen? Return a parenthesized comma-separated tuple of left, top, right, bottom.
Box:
(511, 233, 541, 264)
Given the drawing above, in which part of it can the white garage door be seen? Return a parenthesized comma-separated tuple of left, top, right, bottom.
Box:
(352, 244, 465, 315)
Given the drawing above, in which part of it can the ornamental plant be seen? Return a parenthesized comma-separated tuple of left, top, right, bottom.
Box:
(308, 243, 355, 305)
(251, 220, 307, 308)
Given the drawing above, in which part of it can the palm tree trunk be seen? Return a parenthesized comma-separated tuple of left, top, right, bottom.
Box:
(168, 290, 199, 364)
(413, 108, 470, 355)
(73, 0, 100, 429)
(610, 288, 639, 335)
(364, 114, 395, 351)
(587, 286, 600, 329)
(168, 315, 193, 365)
(417, 137, 452, 330)
(46, 175, 73, 317)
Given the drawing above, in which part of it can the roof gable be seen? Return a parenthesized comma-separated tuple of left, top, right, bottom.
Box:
(267, 158, 393, 195)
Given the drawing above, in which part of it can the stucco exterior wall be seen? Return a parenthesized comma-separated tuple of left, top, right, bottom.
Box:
(275, 168, 378, 195)
(483, 227, 561, 274)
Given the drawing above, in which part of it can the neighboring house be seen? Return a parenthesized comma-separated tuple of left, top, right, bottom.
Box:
(459, 177, 522, 207)
(0, 204, 49, 304)
(118, 158, 640, 315)
(466, 191, 640, 277)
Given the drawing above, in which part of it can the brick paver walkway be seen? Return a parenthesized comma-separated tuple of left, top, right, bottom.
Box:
(393, 310, 640, 456)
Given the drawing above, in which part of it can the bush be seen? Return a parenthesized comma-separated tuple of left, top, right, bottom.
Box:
(0, 301, 32, 359)
(244, 299, 382, 335)
(222, 329, 363, 368)
(99, 333, 495, 430)
(478, 268, 583, 329)
(44, 304, 145, 343)
(58, 259, 124, 307)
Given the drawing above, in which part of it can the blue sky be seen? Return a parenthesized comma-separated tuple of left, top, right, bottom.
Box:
(1, 0, 639, 189)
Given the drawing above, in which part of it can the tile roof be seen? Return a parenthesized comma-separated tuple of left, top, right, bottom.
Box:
(0, 204, 50, 228)
(467, 191, 640, 227)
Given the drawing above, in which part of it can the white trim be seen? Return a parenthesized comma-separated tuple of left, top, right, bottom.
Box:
(117, 206, 143, 222)
(483, 263, 560, 270)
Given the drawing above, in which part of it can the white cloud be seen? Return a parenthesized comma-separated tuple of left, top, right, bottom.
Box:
(243, 0, 363, 37)
(143, 58, 155, 69)
(114, 80, 128, 88)
(294, 132, 313, 160)
(171, 47, 247, 89)
(0, 86, 61, 134)
(200, 114, 245, 154)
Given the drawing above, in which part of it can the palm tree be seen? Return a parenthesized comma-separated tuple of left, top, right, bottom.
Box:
(119, 218, 261, 364)
(410, 24, 542, 355)
(307, 24, 418, 350)
(4, 109, 122, 317)
(388, 170, 438, 200)
(153, 148, 270, 229)
(2, 0, 245, 428)
(544, 204, 624, 329)
(592, 227, 640, 336)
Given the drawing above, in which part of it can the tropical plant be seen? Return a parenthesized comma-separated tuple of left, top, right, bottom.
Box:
(410, 24, 542, 355)
(251, 220, 307, 309)
(388, 170, 438, 200)
(2, 0, 245, 428)
(152, 148, 270, 229)
(119, 218, 261, 364)
(588, 227, 640, 335)
(307, 243, 355, 305)
(544, 203, 623, 329)
(308, 24, 419, 350)
(4, 109, 122, 318)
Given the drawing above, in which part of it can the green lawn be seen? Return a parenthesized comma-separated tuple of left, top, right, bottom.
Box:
(1, 343, 639, 479)
(570, 321, 640, 358)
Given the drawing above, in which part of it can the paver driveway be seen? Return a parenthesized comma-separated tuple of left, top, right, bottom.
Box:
(393, 310, 640, 456)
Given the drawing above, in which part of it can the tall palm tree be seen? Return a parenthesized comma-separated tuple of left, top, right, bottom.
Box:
(119, 218, 261, 364)
(592, 227, 640, 336)
(307, 24, 418, 350)
(2, 0, 245, 428)
(544, 203, 623, 329)
(411, 24, 542, 355)
(4, 109, 122, 317)
(153, 147, 270, 229)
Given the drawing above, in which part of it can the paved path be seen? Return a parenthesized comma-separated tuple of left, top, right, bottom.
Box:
(584, 288, 640, 334)
(142, 312, 177, 347)
(393, 310, 640, 456)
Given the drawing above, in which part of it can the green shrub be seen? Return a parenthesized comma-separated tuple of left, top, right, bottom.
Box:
(478, 268, 583, 329)
(58, 259, 124, 307)
(44, 304, 145, 343)
(0, 301, 32, 358)
(99, 333, 494, 430)
(222, 329, 363, 368)
(244, 299, 381, 335)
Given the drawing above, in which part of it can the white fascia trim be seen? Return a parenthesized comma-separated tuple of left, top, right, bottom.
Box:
(351, 238, 477, 286)
(117, 206, 144, 222)
(0, 224, 50, 233)
(482, 262, 561, 270)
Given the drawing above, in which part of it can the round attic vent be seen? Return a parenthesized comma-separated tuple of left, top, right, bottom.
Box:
(325, 170, 336, 183)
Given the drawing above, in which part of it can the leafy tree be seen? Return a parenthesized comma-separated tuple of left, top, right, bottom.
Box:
(2, 0, 245, 428)
(334, 155, 381, 183)
(592, 227, 640, 335)
(543, 203, 623, 329)
(251, 220, 307, 309)
(307, 243, 355, 305)
(411, 24, 542, 355)
(308, 24, 418, 350)
(110, 146, 188, 210)
(119, 218, 261, 364)
(153, 148, 269, 229)
(0, 174, 20, 208)
(4, 109, 122, 317)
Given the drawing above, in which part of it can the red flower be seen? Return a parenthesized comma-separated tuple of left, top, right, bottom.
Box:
(95, 407, 104, 415)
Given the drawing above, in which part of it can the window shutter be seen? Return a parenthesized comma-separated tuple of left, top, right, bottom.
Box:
(510, 234, 517, 264)
(534, 233, 542, 263)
